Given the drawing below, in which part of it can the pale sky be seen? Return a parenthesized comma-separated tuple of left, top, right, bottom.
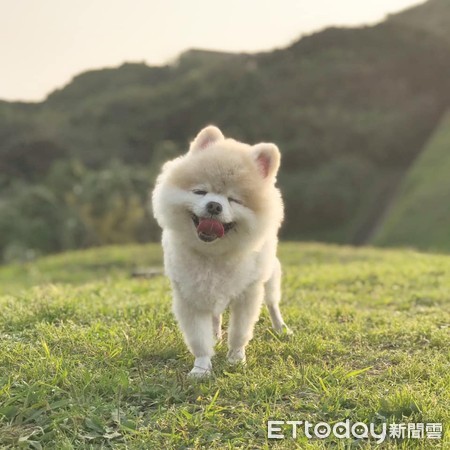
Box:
(1, 0, 424, 102)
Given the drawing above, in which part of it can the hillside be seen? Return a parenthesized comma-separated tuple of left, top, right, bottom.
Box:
(0, 243, 449, 447)
(1, 0, 450, 260)
(389, 0, 450, 42)
(373, 111, 450, 251)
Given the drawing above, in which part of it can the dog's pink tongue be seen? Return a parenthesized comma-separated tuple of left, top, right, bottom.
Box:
(197, 218, 225, 238)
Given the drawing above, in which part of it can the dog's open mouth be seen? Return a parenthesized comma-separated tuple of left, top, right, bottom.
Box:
(191, 214, 235, 242)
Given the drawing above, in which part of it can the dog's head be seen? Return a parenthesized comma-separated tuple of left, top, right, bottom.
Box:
(152, 126, 283, 254)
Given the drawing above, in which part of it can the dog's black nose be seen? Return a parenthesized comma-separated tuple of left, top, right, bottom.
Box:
(206, 201, 223, 215)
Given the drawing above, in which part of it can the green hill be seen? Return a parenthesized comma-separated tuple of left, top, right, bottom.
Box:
(1, 0, 450, 260)
(389, 0, 450, 42)
(0, 243, 449, 447)
(373, 111, 450, 251)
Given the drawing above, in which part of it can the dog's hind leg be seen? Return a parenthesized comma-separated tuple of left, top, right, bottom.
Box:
(264, 258, 292, 334)
(213, 314, 222, 341)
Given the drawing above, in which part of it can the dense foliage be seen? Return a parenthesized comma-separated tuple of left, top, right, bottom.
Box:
(1, 0, 450, 261)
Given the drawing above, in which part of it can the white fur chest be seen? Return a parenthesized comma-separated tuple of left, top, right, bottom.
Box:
(162, 232, 263, 314)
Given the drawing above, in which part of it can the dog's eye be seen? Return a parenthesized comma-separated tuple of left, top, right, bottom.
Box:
(228, 197, 242, 205)
(193, 189, 207, 196)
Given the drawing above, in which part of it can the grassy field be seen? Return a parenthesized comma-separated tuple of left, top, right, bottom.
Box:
(373, 111, 450, 252)
(0, 243, 449, 449)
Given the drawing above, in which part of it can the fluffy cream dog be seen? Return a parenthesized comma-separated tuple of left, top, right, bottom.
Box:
(152, 126, 291, 377)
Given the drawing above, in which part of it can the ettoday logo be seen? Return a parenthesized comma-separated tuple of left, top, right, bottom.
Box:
(267, 420, 443, 443)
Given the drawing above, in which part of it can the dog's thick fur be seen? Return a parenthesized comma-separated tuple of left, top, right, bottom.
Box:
(152, 126, 290, 376)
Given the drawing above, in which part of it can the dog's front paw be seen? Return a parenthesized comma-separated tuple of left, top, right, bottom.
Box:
(188, 366, 212, 378)
(188, 356, 212, 378)
(227, 348, 246, 365)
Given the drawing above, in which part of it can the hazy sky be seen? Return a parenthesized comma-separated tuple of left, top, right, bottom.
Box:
(2, 0, 424, 102)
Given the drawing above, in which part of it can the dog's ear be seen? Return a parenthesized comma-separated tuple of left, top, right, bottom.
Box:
(252, 143, 280, 180)
(190, 126, 224, 152)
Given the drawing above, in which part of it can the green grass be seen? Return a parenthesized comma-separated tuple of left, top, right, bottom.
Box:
(373, 111, 450, 252)
(0, 242, 449, 449)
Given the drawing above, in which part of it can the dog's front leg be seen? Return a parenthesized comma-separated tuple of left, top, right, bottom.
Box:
(227, 282, 264, 364)
(172, 292, 214, 377)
